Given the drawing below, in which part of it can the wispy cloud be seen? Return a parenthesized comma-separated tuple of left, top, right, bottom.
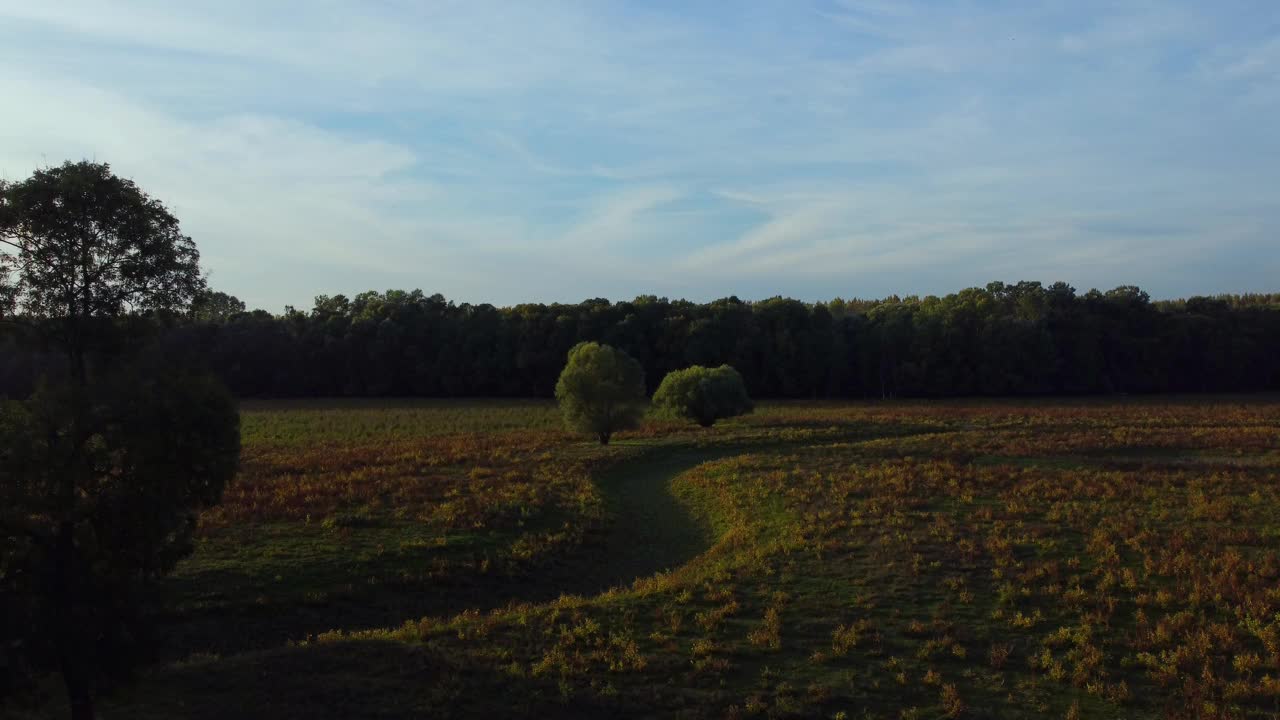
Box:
(1, 0, 1276, 308)
(1217, 35, 1280, 79)
(554, 187, 685, 251)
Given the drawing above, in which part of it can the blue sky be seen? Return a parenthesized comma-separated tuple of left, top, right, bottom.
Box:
(1, 1, 1277, 311)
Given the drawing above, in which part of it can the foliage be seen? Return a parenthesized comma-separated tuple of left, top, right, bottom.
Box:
(0, 161, 236, 720)
(62, 282, 1280, 402)
(190, 289, 246, 323)
(0, 369, 239, 714)
(0, 161, 203, 372)
(554, 342, 647, 445)
(651, 364, 753, 427)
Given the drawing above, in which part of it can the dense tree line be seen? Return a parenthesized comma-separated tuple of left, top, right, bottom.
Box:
(4, 282, 1279, 400)
(185, 283, 1280, 398)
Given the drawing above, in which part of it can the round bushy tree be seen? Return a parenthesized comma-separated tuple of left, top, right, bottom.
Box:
(652, 364, 753, 427)
(554, 342, 646, 445)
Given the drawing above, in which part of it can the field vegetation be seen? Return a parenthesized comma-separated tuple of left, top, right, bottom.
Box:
(14, 396, 1280, 719)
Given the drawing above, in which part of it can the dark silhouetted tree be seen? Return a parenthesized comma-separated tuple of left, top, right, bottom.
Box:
(0, 161, 203, 384)
(0, 161, 240, 720)
(190, 289, 246, 323)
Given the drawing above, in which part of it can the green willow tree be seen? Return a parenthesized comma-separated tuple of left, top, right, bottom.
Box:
(651, 364, 753, 427)
(554, 341, 646, 445)
(0, 161, 241, 720)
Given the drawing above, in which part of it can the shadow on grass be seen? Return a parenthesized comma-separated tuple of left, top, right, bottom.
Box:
(107, 638, 640, 720)
(152, 444, 753, 662)
(153, 425, 949, 663)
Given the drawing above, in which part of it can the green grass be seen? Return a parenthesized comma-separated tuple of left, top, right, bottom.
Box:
(239, 398, 563, 445)
(14, 397, 1280, 719)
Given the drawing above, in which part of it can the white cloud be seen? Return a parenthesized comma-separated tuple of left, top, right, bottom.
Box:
(554, 187, 685, 251)
(0, 0, 1275, 307)
(0, 66, 434, 281)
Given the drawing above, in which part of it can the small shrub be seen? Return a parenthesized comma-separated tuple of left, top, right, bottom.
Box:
(651, 364, 753, 427)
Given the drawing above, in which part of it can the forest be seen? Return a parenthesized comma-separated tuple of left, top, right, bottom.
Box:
(9, 282, 1271, 400)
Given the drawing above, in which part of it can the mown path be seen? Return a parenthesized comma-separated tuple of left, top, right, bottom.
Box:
(159, 425, 938, 662)
(547, 443, 745, 597)
(155, 443, 743, 660)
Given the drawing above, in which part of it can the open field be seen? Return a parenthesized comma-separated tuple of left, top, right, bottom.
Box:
(20, 397, 1280, 719)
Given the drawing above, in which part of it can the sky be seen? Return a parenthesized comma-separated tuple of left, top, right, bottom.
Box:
(1, 1, 1277, 311)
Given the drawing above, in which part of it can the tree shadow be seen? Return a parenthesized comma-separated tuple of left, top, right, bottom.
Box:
(108, 638, 652, 719)
(151, 446, 739, 661)
(153, 430, 926, 662)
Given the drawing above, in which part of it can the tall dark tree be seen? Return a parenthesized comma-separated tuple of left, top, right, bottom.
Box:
(0, 161, 203, 383)
(0, 161, 240, 720)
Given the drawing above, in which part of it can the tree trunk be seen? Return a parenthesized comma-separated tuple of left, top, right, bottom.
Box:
(54, 523, 95, 720)
(878, 352, 889, 400)
(59, 659, 95, 720)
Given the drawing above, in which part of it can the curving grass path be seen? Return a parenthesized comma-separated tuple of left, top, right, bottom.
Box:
(94, 423, 936, 719)
(147, 441, 767, 664)
(548, 443, 749, 596)
(87, 443, 765, 720)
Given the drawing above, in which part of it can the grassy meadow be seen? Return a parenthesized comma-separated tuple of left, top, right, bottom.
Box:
(28, 397, 1280, 718)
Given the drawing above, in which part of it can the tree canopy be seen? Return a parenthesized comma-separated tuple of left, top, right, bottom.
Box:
(652, 364, 753, 427)
(95, 283, 1280, 402)
(554, 341, 647, 445)
(0, 161, 202, 318)
(0, 161, 204, 381)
